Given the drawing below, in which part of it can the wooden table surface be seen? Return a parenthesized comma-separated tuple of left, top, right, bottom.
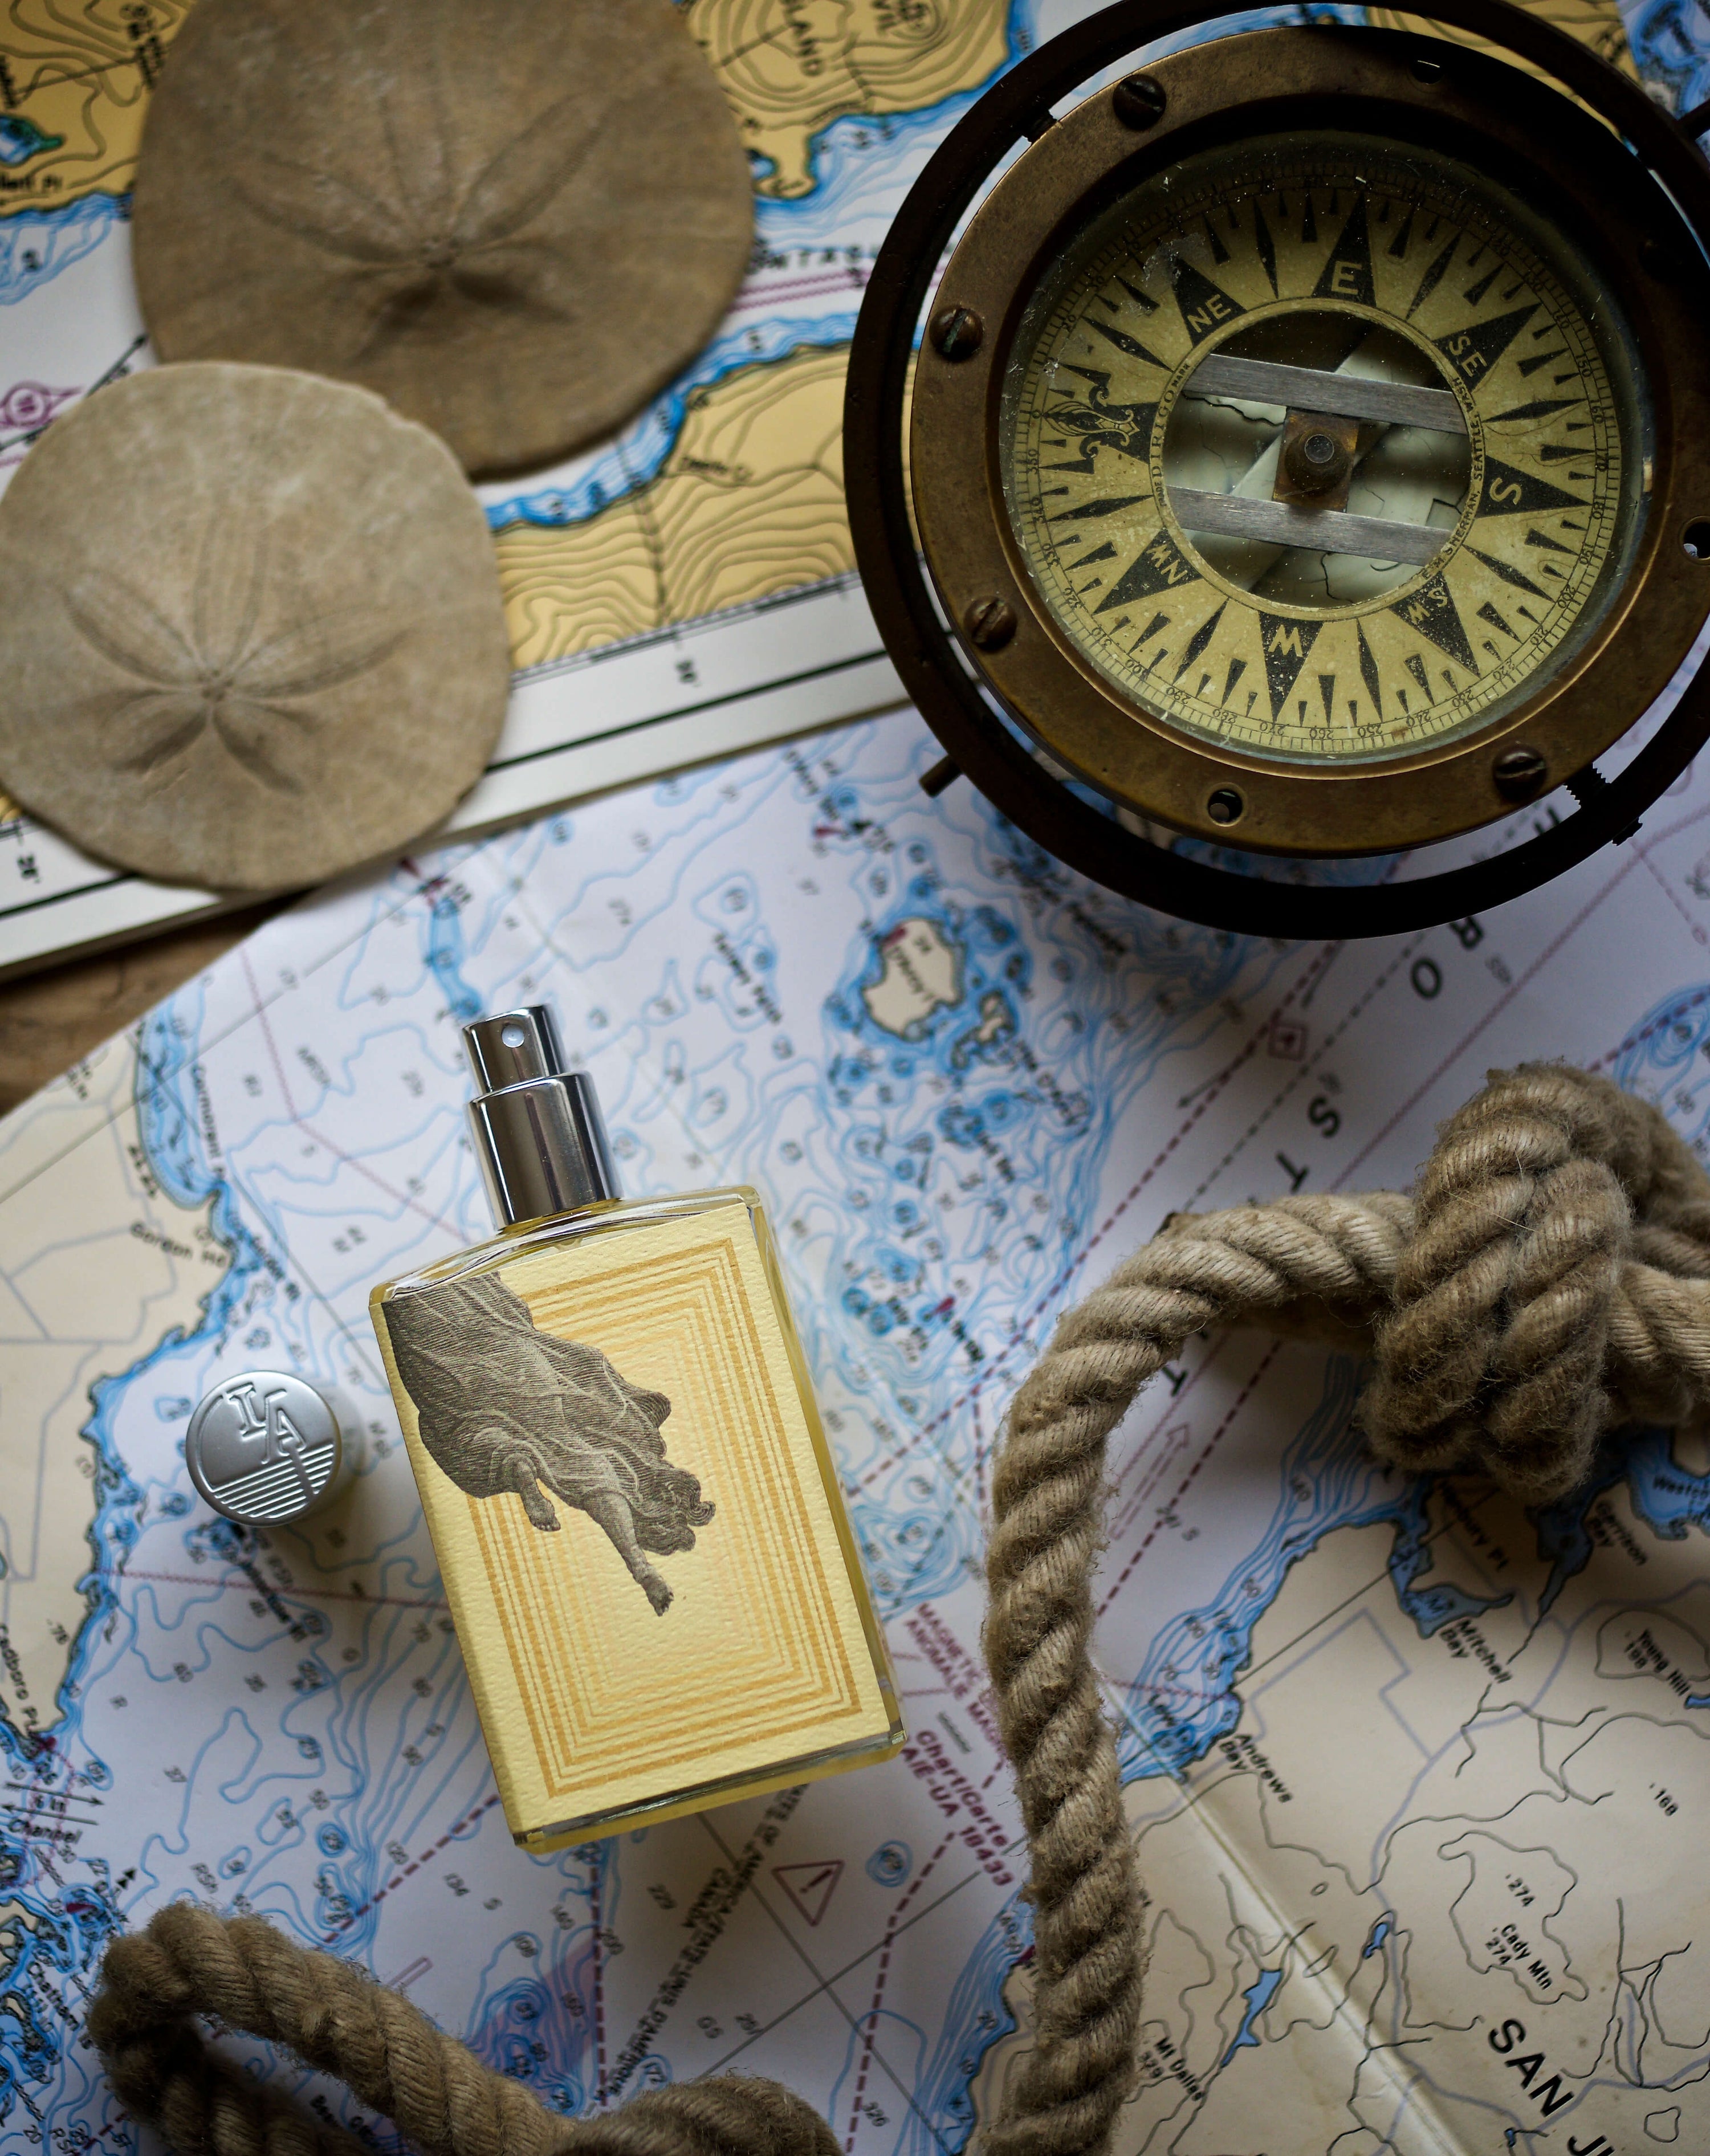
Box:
(0, 907, 280, 1117)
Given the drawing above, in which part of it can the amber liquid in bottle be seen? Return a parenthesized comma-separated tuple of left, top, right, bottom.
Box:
(370, 1005, 902, 1847)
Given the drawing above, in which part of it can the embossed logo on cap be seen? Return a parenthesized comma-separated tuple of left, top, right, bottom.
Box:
(186, 1372, 344, 1525)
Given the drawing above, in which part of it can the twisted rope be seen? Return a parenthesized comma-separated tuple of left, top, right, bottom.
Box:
(981, 1061, 1710, 2154)
(86, 1901, 838, 2155)
(90, 1066, 1710, 2156)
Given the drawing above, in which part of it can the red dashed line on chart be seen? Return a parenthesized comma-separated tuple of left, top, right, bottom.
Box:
(1593, 981, 1710, 1072)
(321, 1792, 502, 1941)
(734, 268, 870, 311)
(841, 1833, 956, 2151)
(1098, 1345, 1282, 1617)
(592, 1855, 608, 2107)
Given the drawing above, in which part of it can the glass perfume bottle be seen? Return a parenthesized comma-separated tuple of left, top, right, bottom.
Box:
(370, 1004, 903, 1849)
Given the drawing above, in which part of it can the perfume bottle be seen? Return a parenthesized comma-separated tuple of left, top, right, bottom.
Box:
(370, 1005, 903, 1848)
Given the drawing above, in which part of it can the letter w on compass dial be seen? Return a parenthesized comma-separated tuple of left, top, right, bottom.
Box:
(999, 129, 1651, 777)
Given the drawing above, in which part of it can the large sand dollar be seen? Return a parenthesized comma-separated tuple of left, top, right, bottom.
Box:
(0, 363, 512, 892)
(131, 0, 756, 476)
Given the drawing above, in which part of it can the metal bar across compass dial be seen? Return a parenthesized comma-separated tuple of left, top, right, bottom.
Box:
(1184, 355, 1467, 435)
(1165, 488, 1450, 565)
(1171, 352, 1467, 569)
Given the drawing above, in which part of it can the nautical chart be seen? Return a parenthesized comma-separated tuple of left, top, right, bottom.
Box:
(3, 0, 1684, 975)
(2, 3, 1709, 2151)
(6, 680, 1710, 2151)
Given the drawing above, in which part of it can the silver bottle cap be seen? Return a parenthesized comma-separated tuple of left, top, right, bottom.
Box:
(186, 1371, 348, 1525)
(463, 1004, 620, 1229)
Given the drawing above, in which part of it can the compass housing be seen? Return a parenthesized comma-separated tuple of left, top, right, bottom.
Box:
(847, 0, 1710, 934)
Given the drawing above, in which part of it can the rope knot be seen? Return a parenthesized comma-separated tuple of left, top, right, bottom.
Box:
(89, 1064, 1710, 2156)
(970, 1065, 1710, 2152)
(1359, 1063, 1710, 1501)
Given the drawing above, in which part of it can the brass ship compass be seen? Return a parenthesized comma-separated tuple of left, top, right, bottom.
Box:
(846, 0, 1710, 935)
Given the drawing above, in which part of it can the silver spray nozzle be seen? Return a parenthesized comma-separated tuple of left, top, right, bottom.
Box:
(462, 1004, 620, 1229)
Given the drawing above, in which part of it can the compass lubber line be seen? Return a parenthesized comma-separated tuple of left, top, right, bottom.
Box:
(845, 0, 1710, 936)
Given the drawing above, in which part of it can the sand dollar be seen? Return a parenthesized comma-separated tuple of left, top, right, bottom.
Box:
(0, 362, 512, 892)
(131, 0, 755, 476)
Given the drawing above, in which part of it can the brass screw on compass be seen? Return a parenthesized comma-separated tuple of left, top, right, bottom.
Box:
(930, 304, 984, 360)
(1112, 74, 1167, 128)
(965, 596, 1017, 649)
(1492, 745, 1548, 801)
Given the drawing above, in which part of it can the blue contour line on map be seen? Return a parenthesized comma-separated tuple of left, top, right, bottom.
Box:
(32, 981, 544, 2051)
(482, 0, 1037, 541)
(889, 1893, 1031, 2155)
(1611, 976, 1710, 1156)
(0, 192, 128, 307)
(482, 311, 859, 535)
(1041, 1384, 1710, 2123)
(1626, 0, 1710, 115)
(6, 796, 1710, 2149)
(813, 833, 1261, 1616)
(1109, 1354, 1389, 1781)
(81, 1000, 268, 1722)
(1110, 1361, 1710, 1792)
(865, 1837, 913, 1886)
(735, 0, 1363, 207)
(727, 0, 1081, 208)
(1221, 1965, 1284, 2064)
(426, 885, 484, 1025)
(482, 2, 1370, 544)
(0, 996, 269, 2124)
(0, 116, 63, 168)
(977, 975, 1710, 2122)
(462, 1886, 608, 2119)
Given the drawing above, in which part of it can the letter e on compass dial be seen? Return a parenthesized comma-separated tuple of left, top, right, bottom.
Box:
(906, 29, 1710, 858)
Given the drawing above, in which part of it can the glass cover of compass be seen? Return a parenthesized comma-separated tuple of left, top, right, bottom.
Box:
(909, 31, 1710, 855)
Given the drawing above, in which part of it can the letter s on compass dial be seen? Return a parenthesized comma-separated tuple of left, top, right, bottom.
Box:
(904, 28, 1710, 860)
(1006, 133, 1630, 763)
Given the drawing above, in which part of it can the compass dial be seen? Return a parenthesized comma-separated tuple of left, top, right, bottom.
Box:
(998, 131, 1650, 766)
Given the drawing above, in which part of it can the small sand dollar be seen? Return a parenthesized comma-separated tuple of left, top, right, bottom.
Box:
(131, 0, 756, 475)
(0, 362, 512, 892)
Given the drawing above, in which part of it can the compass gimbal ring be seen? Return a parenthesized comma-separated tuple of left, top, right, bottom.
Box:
(845, 0, 1710, 938)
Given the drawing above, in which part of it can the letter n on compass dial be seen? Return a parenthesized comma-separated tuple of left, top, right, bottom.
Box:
(867, 0, 1710, 878)
(891, 24, 1710, 879)
(1001, 133, 1638, 767)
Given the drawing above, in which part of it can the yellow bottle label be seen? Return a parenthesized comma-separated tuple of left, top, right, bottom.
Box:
(372, 1201, 897, 1841)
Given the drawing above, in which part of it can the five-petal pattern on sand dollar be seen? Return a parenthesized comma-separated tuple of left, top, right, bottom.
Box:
(227, 81, 604, 344)
(66, 527, 404, 797)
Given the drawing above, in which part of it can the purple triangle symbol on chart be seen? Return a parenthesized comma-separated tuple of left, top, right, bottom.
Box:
(772, 1859, 844, 1927)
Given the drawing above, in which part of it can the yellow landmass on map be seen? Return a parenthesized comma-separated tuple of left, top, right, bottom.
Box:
(2, 0, 1012, 217)
(0, 1029, 229, 1735)
(496, 343, 852, 668)
(1368, 0, 1637, 84)
(0, 0, 192, 215)
(686, 0, 1012, 197)
(0, 0, 1636, 225)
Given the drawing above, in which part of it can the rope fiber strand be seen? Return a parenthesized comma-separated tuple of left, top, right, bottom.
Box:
(88, 1066, 1710, 2155)
(86, 1900, 840, 2156)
